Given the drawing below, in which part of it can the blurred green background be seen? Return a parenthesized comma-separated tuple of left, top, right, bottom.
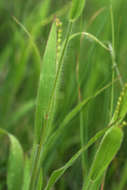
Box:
(0, 0, 127, 189)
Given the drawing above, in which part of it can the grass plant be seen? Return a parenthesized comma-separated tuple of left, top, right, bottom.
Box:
(0, 0, 127, 190)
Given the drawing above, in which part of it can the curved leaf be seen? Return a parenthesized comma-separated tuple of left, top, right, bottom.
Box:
(0, 128, 24, 190)
(44, 126, 111, 190)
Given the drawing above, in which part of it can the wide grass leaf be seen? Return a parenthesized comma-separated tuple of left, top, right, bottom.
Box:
(0, 129, 24, 190)
(44, 126, 111, 190)
(34, 21, 57, 143)
(7, 135, 24, 190)
(83, 126, 123, 190)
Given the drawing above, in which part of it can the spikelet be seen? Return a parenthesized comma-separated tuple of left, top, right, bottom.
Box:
(111, 83, 127, 124)
(55, 18, 62, 70)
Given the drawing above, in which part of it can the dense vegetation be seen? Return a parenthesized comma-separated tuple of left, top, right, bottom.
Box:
(0, 0, 127, 189)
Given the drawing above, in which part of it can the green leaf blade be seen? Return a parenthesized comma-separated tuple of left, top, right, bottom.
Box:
(0, 129, 24, 190)
(44, 126, 111, 190)
(89, 126, 123, 182)
(34, 22, 57, 143)
(69, 0, 86, 22)
(7, 134, 24, 190)
(22, 157, 31, 190)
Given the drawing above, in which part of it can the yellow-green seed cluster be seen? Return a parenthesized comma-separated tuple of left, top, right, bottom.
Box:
(55, 18, 62, 63)
(114, 83, 127, 118)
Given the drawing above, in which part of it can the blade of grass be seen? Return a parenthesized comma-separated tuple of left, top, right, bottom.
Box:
(29, 20, 73, 190)
(29, 21, 57, 190)
(99, 6, 117, 188)
(109, 4, 123, 92)
(75, 22, 88, 177)
(69, 32, 110, 51)
(36, 169, 43, 190)
(22, 157, 31, 190)
(34, 21, 57, 144)
(0, 128, 24, 190)
(7, 99, 35, 127)
(117, 160, 127, 190)
(12, 16, 41, 71)
(41, 79, 119, 163)
(69, 0, 86, 22)
(83, 126, 123, 190)
(85, 174, 105, 190)
(44, 124, 115, 190)
(110, 4, 116, 120)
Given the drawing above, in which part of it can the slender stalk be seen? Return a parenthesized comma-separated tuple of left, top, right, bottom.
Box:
(100, 171, 106, 190)
(70, 32, 109, 51)
(100, 6, 116, 190)
(110, 4, 115, 120)
(28, 21, 73, 190)
(75, 29, 88, 177)
(109, 4, 123, 120)
(12, 16, 41, 67)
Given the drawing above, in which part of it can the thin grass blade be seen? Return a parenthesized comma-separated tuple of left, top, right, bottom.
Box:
(22, 157, 31, 190)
